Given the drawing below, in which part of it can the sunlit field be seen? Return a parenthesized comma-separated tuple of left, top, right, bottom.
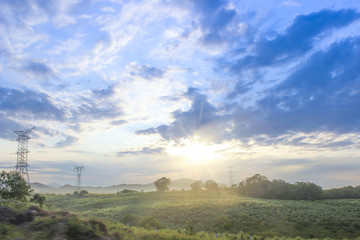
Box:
(45, 191, 360, 239)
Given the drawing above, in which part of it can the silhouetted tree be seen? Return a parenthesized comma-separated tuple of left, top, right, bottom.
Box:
(204, 180, 218, 191)
(238, 174, 270, 198)
(190, 180, 202, 192)
(155, 177, 171, 192)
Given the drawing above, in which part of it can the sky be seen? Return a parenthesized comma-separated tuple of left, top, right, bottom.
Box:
(1, 0, 360, 188)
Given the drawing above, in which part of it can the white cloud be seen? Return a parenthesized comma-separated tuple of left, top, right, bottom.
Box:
(101, 6, 116, 13)
(281, 1, 301, 7)
(49, 39, 81, 55)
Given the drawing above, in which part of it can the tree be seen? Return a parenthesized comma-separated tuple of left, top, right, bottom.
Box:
(238, 174, 270, 198)
(154, 177, 170, 192)
(190, 180, 202, 192)
(204, 180, 218, 192)
(0, 171, 32, 201)
(79, 190, 89, 196)
(30, 193, 46, 208)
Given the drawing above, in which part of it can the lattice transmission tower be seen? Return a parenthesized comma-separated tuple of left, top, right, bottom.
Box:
(13, 127, 35, 184)
(74, 165, 85, 192)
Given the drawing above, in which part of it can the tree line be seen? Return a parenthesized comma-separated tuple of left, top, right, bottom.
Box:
(154, 174, 360, 200)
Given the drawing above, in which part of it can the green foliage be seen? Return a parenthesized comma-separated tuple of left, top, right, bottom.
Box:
(45, 191, 360, 239)
(323, 185, 360, 199)
(0, 171, 32, 201)
(185, 220, 196, 235)
(238, 174, 323, 200)
(30, 193, 46, 208)
(204, 180, 218, 191)
(212, 215, 232, 233)
(155, 177, 171, 192)
(120, 189, 138, 194)
(79, 190, 89, 196)
(190, 180, 203, 192)
(139, 216, 163, 230)
(121, 214, 140, 227)
(66, 216, 107, 240)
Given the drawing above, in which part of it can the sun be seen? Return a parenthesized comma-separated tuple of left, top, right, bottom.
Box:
(166, 137, 220, 164)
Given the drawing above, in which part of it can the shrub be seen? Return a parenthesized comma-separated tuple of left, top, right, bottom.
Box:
(66, 217, 104, 240)
(121, 214, 140, 227)
(30, 194, 46, 208)
(79, 190, 89, 196)
(139, 216, 163, 230)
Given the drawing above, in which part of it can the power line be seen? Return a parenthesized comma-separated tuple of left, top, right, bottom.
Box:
(13, 127, 34, 184)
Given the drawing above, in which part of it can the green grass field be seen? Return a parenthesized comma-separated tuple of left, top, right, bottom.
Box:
(45, 191, 360, 239)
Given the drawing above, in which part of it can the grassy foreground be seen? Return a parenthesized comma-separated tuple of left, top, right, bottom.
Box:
(44, 191, 360, 239)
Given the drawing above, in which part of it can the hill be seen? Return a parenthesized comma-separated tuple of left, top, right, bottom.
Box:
(31, 178, 196, 194)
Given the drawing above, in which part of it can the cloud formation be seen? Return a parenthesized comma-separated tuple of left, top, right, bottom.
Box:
(117, 146, 165, 157)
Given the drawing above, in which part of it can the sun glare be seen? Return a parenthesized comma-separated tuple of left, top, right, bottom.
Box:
(166, 137, 222, 164)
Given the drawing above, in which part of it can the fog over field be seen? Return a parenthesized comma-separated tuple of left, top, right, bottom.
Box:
(1, 0, 360, 188)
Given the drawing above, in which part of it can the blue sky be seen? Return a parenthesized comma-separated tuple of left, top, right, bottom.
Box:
(1, 0, 360, 187)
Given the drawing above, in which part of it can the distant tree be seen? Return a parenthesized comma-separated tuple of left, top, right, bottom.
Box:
(238, 174, 323, 200)
(204, 180, 218, 192)
(30, 193, 46, 208)
(155, 177, 171, 192)
(323, 186, 360, 199)
(190, 180, 202, 192)
(120, 189, 137, 194)
(294, 182, 322, 200)
(238, 174, 270, 198)
(79, 190, 89, 196)
(0, 171, 32, 201)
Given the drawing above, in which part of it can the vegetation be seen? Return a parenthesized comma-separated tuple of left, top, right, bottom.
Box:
(204, 180, 219, 192)
(323, 185, 360, 199)
(190, 180, 202, 192)
(237, 174, 323, 200)
(0, 171, 32, 201)
(154, 177, 171, 192)
(45, 190, 360, 239)
(30, 193, 46, 208)
(4, 172, 360, 239)
(3, 198, 360, 240)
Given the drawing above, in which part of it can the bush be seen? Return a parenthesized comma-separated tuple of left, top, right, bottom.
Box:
(120, 189, 137, 194)
(30, 194, 46, 208)
(139, 216, 163, 230)
(79, 190, 89, 196)
(66, 217, 104, 240)
(121, 214, 140, 227)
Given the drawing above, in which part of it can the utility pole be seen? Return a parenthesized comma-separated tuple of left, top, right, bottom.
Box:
(13, 127, 34, 184)
(74, 165, 85, 192)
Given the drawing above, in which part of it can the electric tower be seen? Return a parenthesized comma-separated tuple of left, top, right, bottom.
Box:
(74, 165, 85, 192)
(14, 127, 34, 184)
